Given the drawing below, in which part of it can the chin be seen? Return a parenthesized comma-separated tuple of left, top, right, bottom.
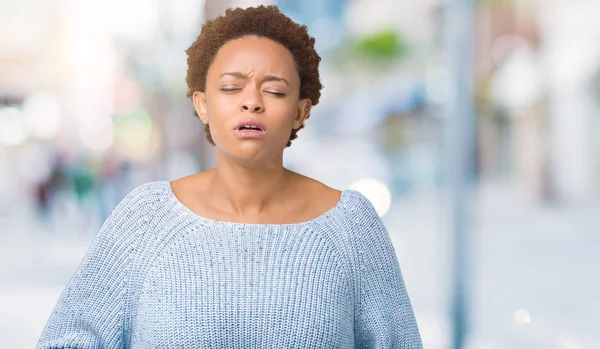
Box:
(215, 133, 288, 161)
(217, 142, 274, 165)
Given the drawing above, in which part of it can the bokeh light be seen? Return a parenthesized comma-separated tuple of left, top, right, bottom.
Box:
(113, 108, 159, 161)
(349, 178, 392, 217)
(0, 107, 29, 146)
(78, 116, 116, 151)
(514, 308, 532, 325)
(23, 92, 63, 140)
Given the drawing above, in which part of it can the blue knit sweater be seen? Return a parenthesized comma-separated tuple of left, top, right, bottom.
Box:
(37, 180, 422, 348)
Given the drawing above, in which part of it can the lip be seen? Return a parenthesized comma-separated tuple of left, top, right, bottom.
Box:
(233, 119, 267, 139)
(233, 119, 266, 131)
(233, 128, 267, 139)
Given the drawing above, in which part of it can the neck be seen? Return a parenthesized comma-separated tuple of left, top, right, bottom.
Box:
(208, 152, 292, 216)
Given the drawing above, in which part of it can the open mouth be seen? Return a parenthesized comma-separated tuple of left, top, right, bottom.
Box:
(233, 120, 267, 139)
(237, 125, 264, 131)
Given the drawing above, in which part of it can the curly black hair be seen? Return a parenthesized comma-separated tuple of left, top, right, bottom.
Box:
(185, 5, 323, 147)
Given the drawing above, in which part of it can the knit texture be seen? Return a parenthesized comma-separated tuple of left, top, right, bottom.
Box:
(37, 180, 422, 348)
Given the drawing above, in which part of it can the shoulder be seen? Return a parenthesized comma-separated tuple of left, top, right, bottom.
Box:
(339, 189, 381, 221)
(336, 190, 393, 247)
(119, 180, 167, 207)
(105, 180, 167, 224)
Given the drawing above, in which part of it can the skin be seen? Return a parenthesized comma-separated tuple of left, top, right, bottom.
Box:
(170, 35, 341, 224)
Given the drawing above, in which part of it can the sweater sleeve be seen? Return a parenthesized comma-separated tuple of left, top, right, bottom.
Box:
(350, 192, 423, 349)
(37, 183, 154, 349)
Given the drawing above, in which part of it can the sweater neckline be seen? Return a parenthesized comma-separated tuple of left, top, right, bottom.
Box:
(162, 180, 350, 228)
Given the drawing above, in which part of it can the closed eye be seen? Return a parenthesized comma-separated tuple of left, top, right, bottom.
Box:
(220, 88, 241, 93)
(266, 91, 286, 97)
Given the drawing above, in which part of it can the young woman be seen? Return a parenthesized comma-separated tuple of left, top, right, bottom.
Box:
(37, 5, 422, 348)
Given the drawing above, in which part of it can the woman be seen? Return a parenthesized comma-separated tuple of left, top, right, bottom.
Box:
(37, 5, 422, 348)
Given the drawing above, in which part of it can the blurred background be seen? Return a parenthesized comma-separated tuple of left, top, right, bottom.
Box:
(1, 0, 599, 348)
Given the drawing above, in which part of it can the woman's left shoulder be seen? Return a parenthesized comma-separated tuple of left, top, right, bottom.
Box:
(338, 189, 379, 217)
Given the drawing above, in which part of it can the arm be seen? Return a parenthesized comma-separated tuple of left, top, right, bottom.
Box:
(37, 183, 153, 349)
(351, 192, 423, 349)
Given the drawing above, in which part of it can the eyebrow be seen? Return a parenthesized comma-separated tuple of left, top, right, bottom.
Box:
(218, 72, 290, 86)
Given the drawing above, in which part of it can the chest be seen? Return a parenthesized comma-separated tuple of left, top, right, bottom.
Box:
(129, 228, 356, 348)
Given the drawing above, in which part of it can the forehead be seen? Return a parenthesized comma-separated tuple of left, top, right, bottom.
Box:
(208, 36, 299, 83)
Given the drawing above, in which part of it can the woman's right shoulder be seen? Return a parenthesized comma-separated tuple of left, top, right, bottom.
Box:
(107, 180, 170, 221)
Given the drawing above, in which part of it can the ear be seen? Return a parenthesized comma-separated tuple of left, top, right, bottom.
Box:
(192, 91, 208, 124)
(294, 98, 312, 129)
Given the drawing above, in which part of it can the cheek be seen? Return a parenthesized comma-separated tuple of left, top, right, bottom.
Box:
(205, 99, 235, 136)
(270, 109, 298, 146)
(270, 106, 296, 130)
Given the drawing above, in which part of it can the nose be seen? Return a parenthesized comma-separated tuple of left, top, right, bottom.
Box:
(242, 103, 263, 112)
(240, 89, 264, 113)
